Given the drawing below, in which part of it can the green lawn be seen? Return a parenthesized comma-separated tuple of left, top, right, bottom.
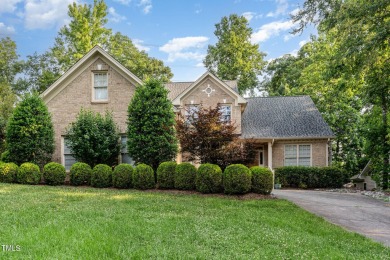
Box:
(0, 184, 388, 259)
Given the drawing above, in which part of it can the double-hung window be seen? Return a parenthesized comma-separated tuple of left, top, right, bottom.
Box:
(220, 105, 231, 123)
(284, 144, 311, 166)
(93, 73, 108, 101)
(121, 136, 134, 165)
(63, 138, 77, 171)
(185, 105, 199, 124)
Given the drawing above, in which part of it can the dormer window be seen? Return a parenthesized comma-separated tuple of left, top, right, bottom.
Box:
(93, 73, 108, 101)
(220, 105, 231, 123)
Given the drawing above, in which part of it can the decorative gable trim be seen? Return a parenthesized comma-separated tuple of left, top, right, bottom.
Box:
(41, 45, 143, 104)
(171, 72, 247, 106)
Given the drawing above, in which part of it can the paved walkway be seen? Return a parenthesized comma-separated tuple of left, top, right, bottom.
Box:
(273, 189, 390, 247)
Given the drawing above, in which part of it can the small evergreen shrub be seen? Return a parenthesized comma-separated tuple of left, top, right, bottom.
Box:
(91, 164, 112, 188)
(223, 164, 252, 194)
(17, 162, 41, 185)
(70, 162, 92, 186)
(250, 166, 273, 194)
(113, 164, 133, 188)
(0, 162, 18, 183)
(196, 163, 223, 193)
(43, 162, 66, 186)
(133, 164, 155, 190)
(157, 161, 176, 189)
(174, 162, 197, 190)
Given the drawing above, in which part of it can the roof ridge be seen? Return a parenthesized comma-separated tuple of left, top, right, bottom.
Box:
(245, 95, 310, 99)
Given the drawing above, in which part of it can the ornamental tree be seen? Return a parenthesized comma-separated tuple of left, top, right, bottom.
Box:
(127, 79, 178, 170)
(65, 109, 120, 167)
(176, 104, 254, 168)
(6, 93, 54, 167)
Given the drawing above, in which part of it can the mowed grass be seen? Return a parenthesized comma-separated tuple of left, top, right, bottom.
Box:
(0, 184, 388, 259)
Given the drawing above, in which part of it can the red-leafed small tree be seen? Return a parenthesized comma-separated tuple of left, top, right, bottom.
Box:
(176, 104, 255, 168)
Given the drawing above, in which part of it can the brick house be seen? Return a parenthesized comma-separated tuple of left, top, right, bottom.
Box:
(41, 46, 334, 171)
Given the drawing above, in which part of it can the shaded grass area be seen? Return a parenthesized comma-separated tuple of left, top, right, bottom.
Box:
(0, 184, 388, 259)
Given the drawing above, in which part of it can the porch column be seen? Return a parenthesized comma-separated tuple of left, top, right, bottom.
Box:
(268, 141, 273, 170)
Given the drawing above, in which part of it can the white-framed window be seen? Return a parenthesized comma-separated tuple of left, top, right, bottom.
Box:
(93, 73, 108, 101)
(185, 105, 199, 124)
(284, 144, 311, 166)
(259, 147, 264, 166)
(121, 136, 134, 165)
(220, 105, 231, 123)
(63, 137, 77, 171)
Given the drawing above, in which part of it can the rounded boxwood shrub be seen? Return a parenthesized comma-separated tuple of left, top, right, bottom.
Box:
(43, 162, 66, 186)
(196, 163, 223, 193)
(174, 162, 197, 190)
(17, 162, 41, 185)
(223, 164, 252, 194)
(70, 162, 92, 186)
(133, 163, 155, 190)
(250, 166, 273, 194)
(91, 164, 112, 188)
(113, 164, 133, 188)
(157, 161, 177, 189)
(0, 162, 18, 183)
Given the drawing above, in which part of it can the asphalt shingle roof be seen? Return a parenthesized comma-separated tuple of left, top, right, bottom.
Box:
(165, 80, 238, 100)
(241, 96, 334, 139)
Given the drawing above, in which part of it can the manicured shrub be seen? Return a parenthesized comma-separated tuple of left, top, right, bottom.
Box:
(157, 161, 176, 189)
(91, 164, 112, 188)
(275, 166, 348, 189)
(196, 163, 223, 193)
(174, 162, 197, 190)
(70, 162, 92, 186)
(43, 162, 66, 186)
(250, 166, 273, 194)
(17, 162, 41, 185)
(113, 164, 133, 189)
(0, 162, 18, 183)
(133, 164, 155, 190)
(223, 164, 252, 194)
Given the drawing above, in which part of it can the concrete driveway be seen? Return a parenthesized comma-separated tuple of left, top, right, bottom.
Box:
(273, 189, 390, 247)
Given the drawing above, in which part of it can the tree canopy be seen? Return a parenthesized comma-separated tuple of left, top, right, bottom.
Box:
(204, 14, 266, 94)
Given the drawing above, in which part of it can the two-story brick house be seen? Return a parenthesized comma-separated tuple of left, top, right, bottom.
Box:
(41, 46, 334, 171)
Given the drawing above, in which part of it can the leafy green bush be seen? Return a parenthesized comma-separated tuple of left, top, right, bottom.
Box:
(65, 109, 120, 167)
(250, 166, 273, 194)
(17, 162, 41, 185)
(113, 164, 133, 189)
(174, 162, 197, 190)
(196, 163, 223, 193)
(223, 164, 252, 194)
(6, 94, 54, 168)
(133, 163, 155, 190)
(91, 164, 112, 188)
(43, 162, 66, 186)
(275, 166, 348, 189)
(0, 151, 10, 162)
(0, 162, 18, 183)
(70, 162, 92, 186)
(157, 161, 176, 189)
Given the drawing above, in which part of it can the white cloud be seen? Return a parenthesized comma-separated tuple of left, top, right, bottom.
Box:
(290, 8, 300, 16)
(242, 12, 255, 22)
(108, 7, 126, 23)
(267, 0, 288, 18)
(24, 0, 75, 30)
(251, 20, 294, 43)
(138, 0, 152, 14)
(113, 0, 131, 5)
(0, 22, 15, 34)
(0, 0, 22, 14)
(133, 39, 150, 52)
(159, 36, 209, 62)
(299, 40, 307, 47)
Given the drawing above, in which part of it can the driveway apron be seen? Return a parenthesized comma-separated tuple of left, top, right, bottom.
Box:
(273, 189, 390, 247)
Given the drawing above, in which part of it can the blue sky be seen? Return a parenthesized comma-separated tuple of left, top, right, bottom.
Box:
(0, 0, 314, 82)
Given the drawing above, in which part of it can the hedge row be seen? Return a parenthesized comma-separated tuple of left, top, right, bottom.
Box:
(275, 166, 348, 189)
(0, 161, 274, 195)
